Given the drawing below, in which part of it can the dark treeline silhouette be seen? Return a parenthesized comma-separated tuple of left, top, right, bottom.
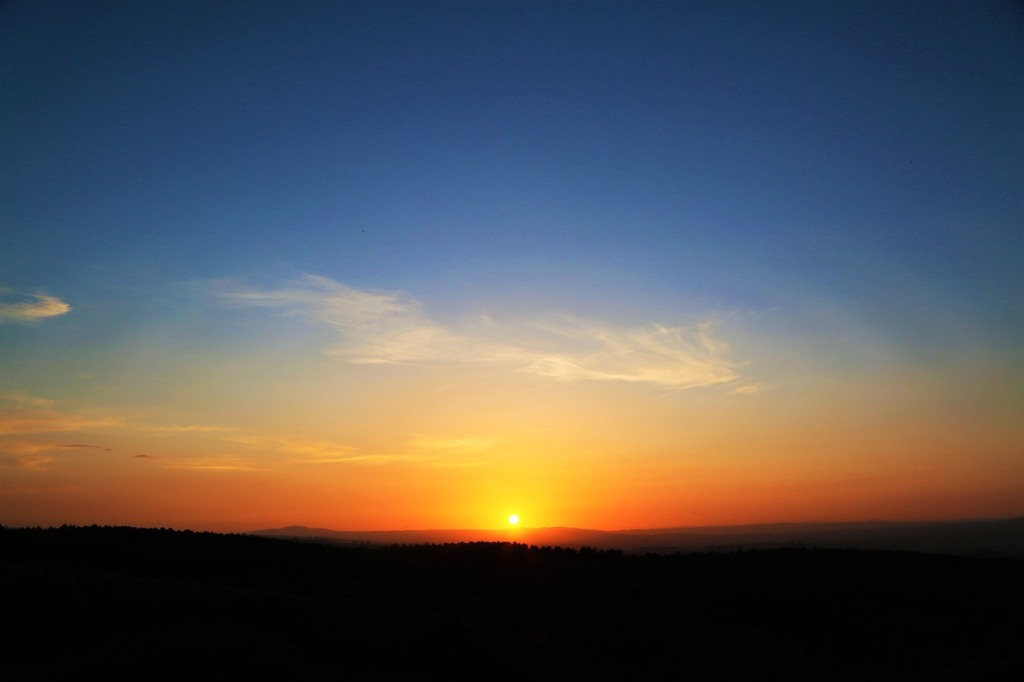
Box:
(3, 525, 1022, 679)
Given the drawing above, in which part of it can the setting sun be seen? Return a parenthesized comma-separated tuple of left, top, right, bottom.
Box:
(508, 514, 519, 526)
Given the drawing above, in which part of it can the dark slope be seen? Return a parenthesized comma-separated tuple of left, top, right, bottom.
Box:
(253, 517, 1024, 556)
(3, 525, 1022, 680)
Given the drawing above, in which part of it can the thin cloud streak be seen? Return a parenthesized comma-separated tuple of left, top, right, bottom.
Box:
(0, 395, 124, 471)
(220, 275, 747, 391)
(227, 433, 491, 467)
(0, 440, 63, 470)
(0, 290, 71, 323)
(0, 440, 61, 455)
(167, 460, 269, 472)
(0, 440, 113, 469)
(0, 453, 56, 470)
(412, 435, 501, 454)
(309, 453, 432, 465)
(0, 406, 123, 435)
(0, 391, 55, 407)
(273, 437, 360, 464)
(505, 318, 740, 388)
(150, 424, 234, 434)
(244, 435, 450, 467)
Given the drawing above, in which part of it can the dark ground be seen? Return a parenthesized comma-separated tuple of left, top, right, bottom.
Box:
(3, 525, 1022, 680)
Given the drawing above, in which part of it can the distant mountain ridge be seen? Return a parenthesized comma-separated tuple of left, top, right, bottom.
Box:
(251, 516, 1024, 557)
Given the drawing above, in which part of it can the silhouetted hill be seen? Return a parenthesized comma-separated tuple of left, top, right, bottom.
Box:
(3, 525, 1022, 679)
(254, 516, 1024, 557)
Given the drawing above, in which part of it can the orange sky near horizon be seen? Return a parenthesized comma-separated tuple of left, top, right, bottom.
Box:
(2, 344, 1020, 533)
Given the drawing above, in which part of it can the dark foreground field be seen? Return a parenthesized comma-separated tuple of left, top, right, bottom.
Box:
(3, 526, 1021, 680)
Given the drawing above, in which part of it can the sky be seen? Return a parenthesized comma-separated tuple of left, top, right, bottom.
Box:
(1, 0, 1021, 532)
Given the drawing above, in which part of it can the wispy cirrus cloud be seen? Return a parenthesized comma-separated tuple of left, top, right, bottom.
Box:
(0, 393, 123, 469)
(301, 452, 427, 465)
(243, 435, 421, 466)
(406, 434, 500, 467)
(0, 452, 56, 470)
(0, 440, 61, 455)
(229, 433, 486, 467)
(0, 439, 111, 469)
(273, 437, 361, 464)
(219, 274, 753, 391)
(149, 424, 234, 434)
(0, 409, 123, 436)
(0, 440, 62, 472)
(411, 435, 501, 455)
(164, 457, 268, 472)
(0, 290, 71, 323)
(0, 393, 123, 436)
(0, 391, 55, 407)
(220, 274, 465, 365)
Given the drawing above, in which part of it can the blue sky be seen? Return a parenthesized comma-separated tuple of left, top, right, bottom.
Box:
(1, 1, 1021, 530)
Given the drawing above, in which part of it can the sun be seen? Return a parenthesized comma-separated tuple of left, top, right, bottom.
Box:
(508, 514, 519, 526)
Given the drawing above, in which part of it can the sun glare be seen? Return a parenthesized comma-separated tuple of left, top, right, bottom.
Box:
(508, 514, 519, 526)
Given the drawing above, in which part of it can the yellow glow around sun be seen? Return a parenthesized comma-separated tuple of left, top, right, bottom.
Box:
(508, 514, 519, 525)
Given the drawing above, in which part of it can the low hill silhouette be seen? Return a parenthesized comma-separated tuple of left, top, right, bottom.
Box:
(253, 516, 1024, 556)
(3, 524, 1022, 679)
